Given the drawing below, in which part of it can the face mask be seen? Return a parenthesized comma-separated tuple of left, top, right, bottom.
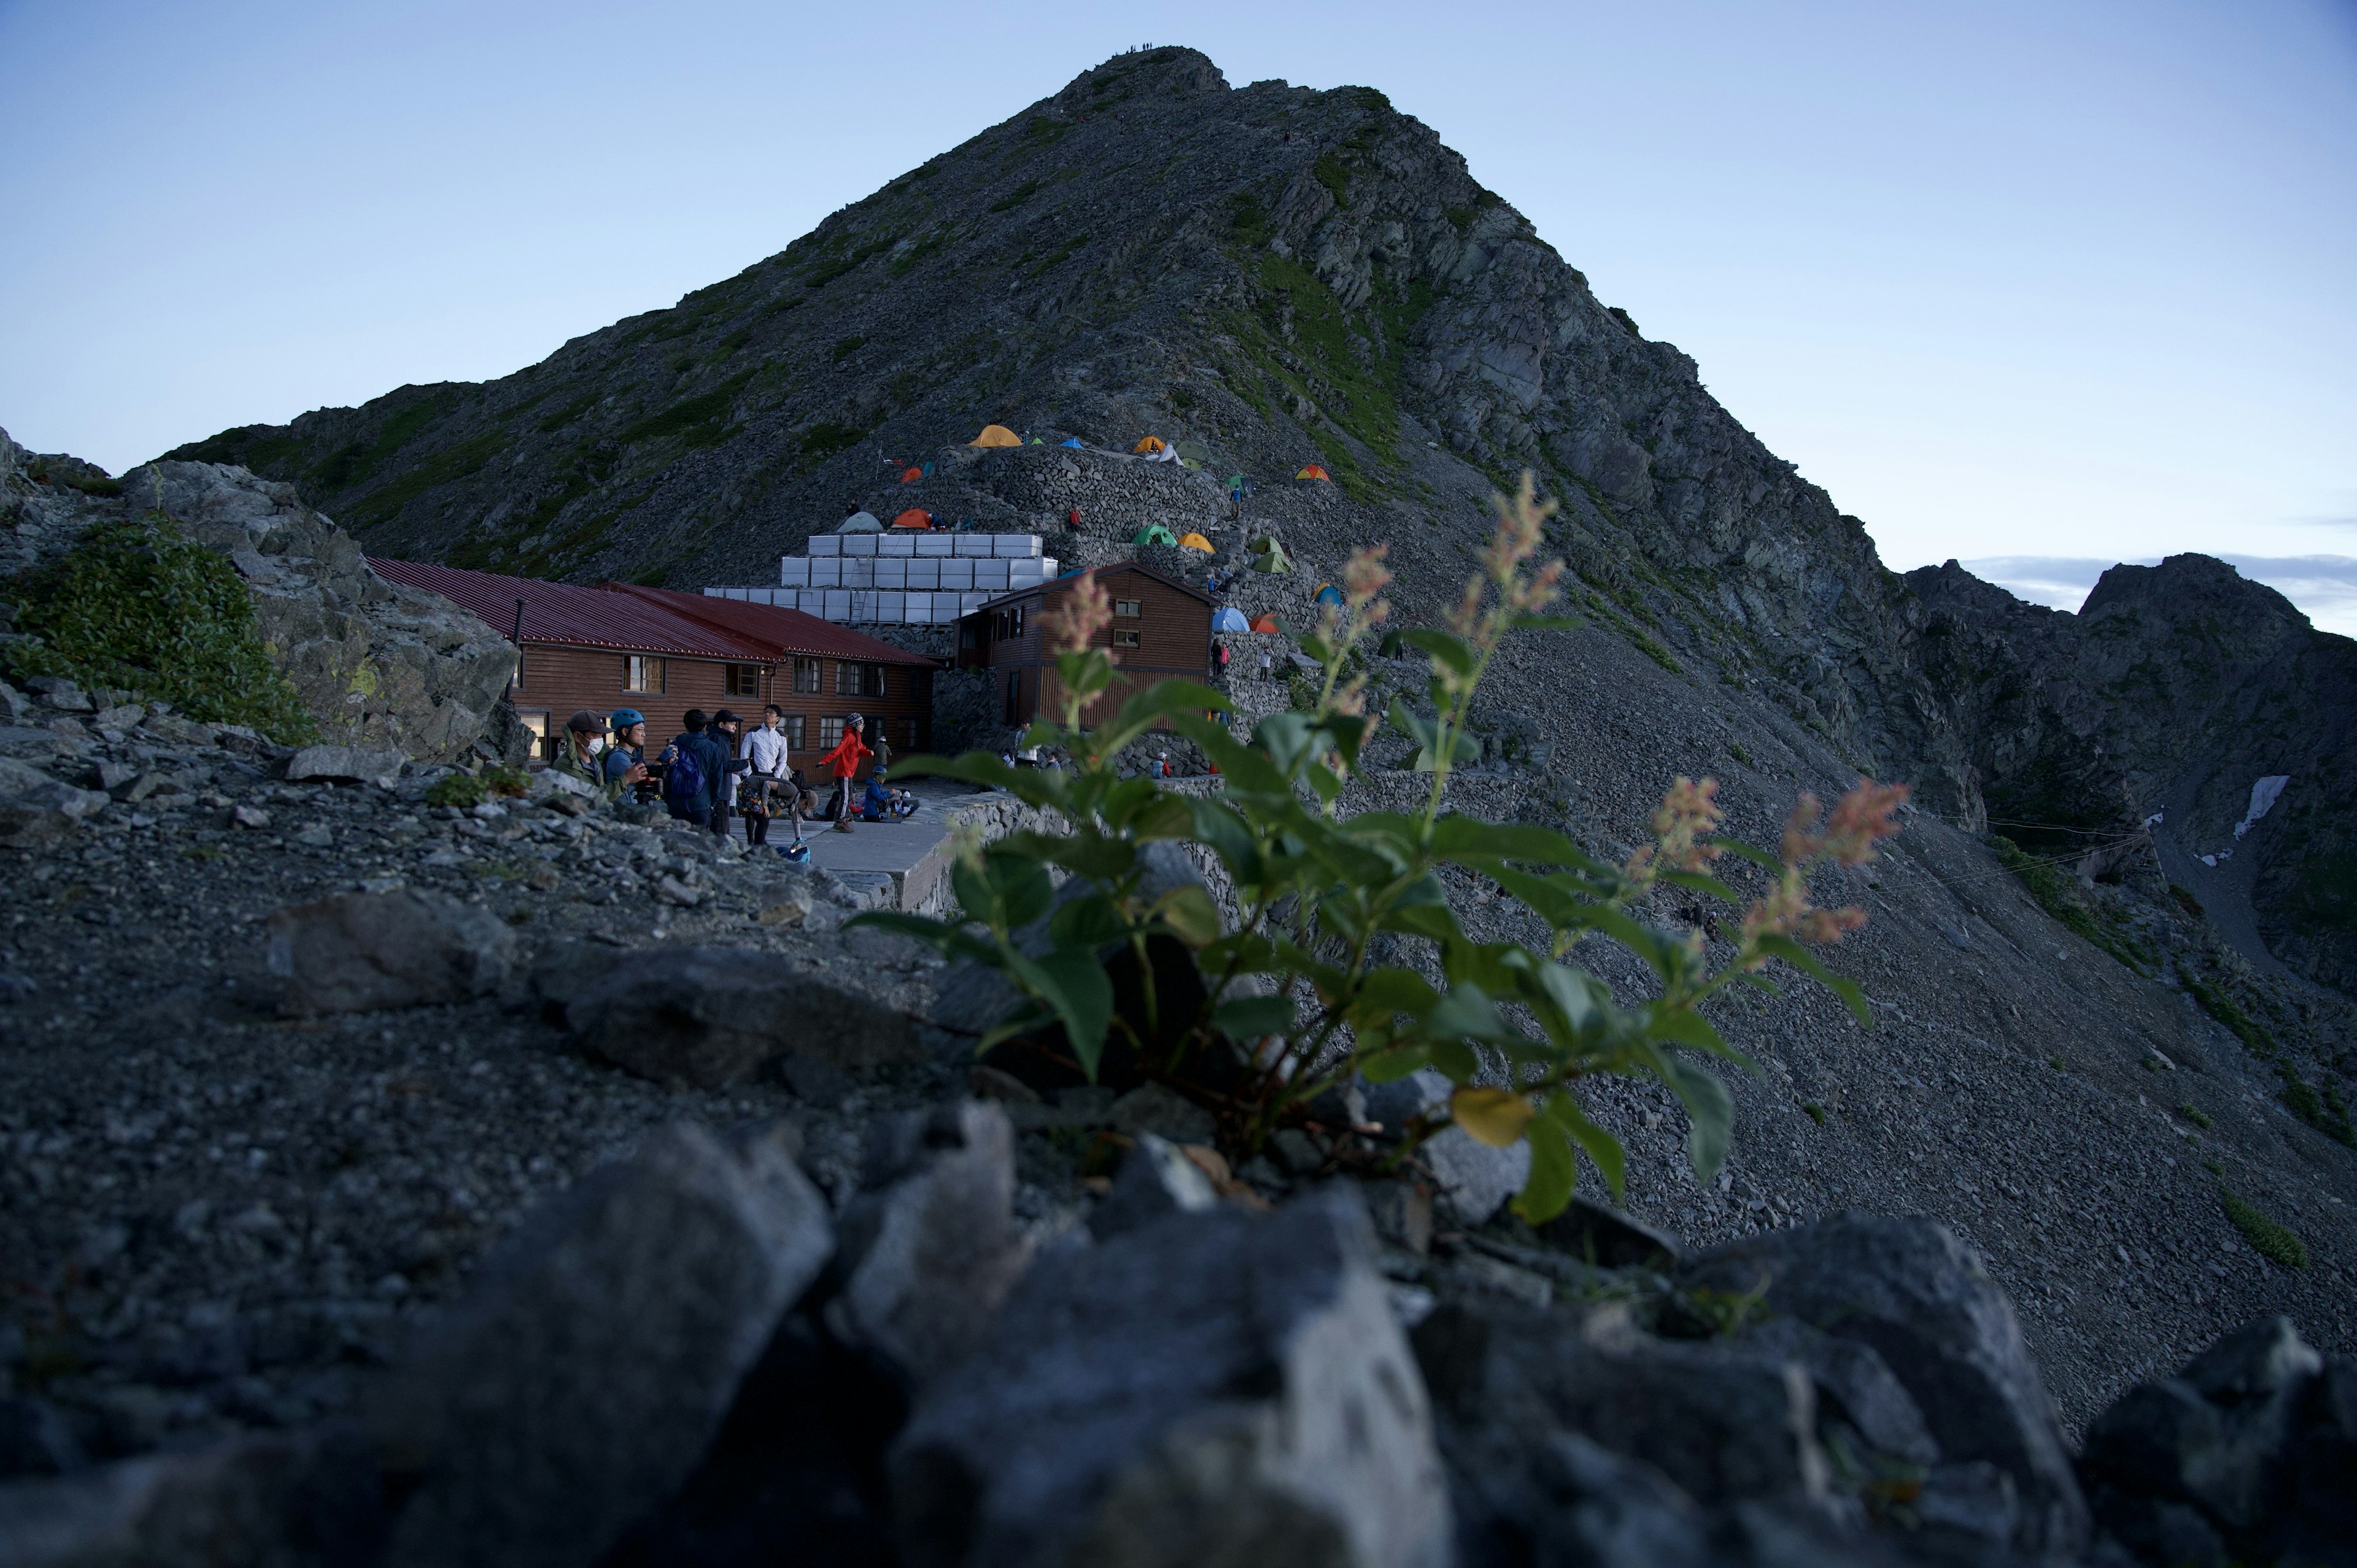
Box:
(587, 736, 605, 755)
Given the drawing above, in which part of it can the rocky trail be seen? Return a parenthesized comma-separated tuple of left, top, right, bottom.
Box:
(3, 41, 2353, 1568)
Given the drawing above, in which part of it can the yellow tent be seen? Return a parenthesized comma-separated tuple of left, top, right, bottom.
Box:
(1133, 436, 1168, 454)
(1295, 463, 1331, 481)
(969, 424, 1021, 448)
(1177, 532, 1214, 552)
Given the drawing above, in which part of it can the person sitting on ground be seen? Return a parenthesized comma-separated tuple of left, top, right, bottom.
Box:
(818, 713, 871, 832)
(862, 765, 919, 821)
(602, 709, 650, 798)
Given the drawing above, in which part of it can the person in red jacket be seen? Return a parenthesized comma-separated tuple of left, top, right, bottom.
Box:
(819, 713, 871, 832)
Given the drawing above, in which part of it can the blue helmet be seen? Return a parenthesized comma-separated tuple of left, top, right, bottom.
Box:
(611, 708, 644, 727)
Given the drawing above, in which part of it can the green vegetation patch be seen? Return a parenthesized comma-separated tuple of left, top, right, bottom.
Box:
(616, 370, 756, 451)
(1989, 835, 2153, 971)
(344, 430, 506, 529)
(988, 180, 1042, 213)
(2, 512, 316, 743)
(1313, 153, 1352, 209)
(2219, 1186, 2309, 1269)
(2177, 1102, 2213, 1129)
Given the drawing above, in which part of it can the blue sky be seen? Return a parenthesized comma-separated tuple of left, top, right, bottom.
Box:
(2, 0, 2352, 630)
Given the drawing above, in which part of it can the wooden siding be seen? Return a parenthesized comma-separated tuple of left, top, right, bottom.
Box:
(958, 566, 1212, 729)
(511, 642, 932, 768)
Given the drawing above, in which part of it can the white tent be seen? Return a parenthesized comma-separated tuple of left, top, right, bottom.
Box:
(838, 511, 883, 533)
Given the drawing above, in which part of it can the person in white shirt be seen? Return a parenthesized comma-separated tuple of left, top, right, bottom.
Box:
(739, 704, 792, 847)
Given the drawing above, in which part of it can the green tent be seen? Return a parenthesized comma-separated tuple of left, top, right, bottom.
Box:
(1134, 523, 1179, 547)
(1252, 540, 1293, 573)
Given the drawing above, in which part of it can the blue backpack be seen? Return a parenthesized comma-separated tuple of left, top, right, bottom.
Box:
(663, 737, 708, 811)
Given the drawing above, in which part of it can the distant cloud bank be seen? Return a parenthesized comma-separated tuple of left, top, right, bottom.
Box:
(1948, 554, 2357, 638)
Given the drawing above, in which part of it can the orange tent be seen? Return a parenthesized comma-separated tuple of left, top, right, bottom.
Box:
(969, 424, 1021, 448)
(1177, 532, 1214, 552)
(1249, 612, 1281, 634)
(1133, 436, 1167, 454)
(891, 509, 932, 530)
(1295, 464, 1331, 481)
(900, 466, 923, 483)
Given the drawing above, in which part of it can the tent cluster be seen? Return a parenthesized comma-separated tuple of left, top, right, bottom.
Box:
(962, 424, 1336, 485)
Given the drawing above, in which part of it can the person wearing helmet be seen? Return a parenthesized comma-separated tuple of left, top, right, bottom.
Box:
(819, 713, 870, 832)
(603, 709, 650, 798)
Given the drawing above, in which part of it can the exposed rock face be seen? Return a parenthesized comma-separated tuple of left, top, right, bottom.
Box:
(1, 429, 519, 762)
(163, 47, 1975, 814)
(1909, 554, 2357, 992)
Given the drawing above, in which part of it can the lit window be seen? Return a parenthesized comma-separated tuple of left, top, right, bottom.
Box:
(623, 655, 666, 693)
(517, 709, 551, 759)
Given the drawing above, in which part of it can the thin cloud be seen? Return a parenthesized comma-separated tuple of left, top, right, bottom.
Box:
(1951, 555, 2357, 638)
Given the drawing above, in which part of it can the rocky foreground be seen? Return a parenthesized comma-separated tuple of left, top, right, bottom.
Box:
(0, 692, 2345, 1566)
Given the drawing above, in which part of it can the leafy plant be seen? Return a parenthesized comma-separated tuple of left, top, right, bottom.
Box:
(2219, 1186, 2308, 1269)
(2, 511, 317, 744)
(2178, 1102, 2213, 1129)
(424, 765, 528, 809)
(856, 477, 1904, 1225)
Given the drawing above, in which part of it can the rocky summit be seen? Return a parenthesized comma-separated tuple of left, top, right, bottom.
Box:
(2, 43, 2352, 1568)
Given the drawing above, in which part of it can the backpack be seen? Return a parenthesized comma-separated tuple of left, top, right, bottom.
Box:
(664, 736, 708, 810)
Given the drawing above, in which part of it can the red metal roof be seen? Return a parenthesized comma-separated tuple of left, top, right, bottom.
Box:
(368, 558, 940, 666)
(370, 559, 772, 660)
(613, 585, 937, 666)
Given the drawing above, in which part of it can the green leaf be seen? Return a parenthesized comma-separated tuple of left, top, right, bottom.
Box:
(1125, 790, 1196, 841)
(1213, 994, 1296, 1040)
(988, 852, 1056, 930)
(1004, 947, 1115, 1079)
(1431, 817, 1593, 868)
(1513, 1114, 1577, 1225)
(1752, 935, 1873, 1027)
(1424, 981, 1514, 1044)
(1711, 839, 1786, 873)
(1664, 1057, 1734, 1184)
(1048, 891, 1128, 950)
(1152, 884, 1222, 948)
(1405, 628, 1477, 676)
(1357, 1046, 1431, 1084)
(1546, 1092, 1627, 1204)
(1655, 869, 1741, 903)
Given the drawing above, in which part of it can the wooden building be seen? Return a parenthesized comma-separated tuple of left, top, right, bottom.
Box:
(956, 562, 1214, 729)
(371, 560, 937, 765)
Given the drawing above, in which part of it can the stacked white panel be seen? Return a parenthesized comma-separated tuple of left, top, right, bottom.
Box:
(914, 535, 953, 558)
(878, 534, 916, 557)
(808, 536, 841, 557)
(841, 535, 878, 558)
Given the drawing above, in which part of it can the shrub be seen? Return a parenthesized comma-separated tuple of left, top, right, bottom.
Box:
(2, 512, 315, 744)
(857, 476, 1905, 1224)
(2178, 1102, 2213, 1129)
(2220, 1186, 2308, 1269)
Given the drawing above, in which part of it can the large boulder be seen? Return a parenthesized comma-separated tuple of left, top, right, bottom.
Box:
(1678, 1212, 2088, 1556)
(368, 1121, 832, 1568)
(0, 757, 107, 848)
(265, 889, 517, 1014)
(2080, 1315, 2354, 1567)
(283, 744, 406, 788)
(562, 944, 923, 1088)
(889, 1185, 1450, 1568)
(829, 1100, 1036, 1387)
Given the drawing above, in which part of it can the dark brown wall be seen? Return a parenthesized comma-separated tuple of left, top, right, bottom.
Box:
(958, 568, 1212, 728)
(512, 643, 932, 767)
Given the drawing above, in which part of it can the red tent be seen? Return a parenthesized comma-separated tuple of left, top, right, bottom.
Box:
(1249, 612, 1281, 634)
(891, 509, 933, 530)
(1295, 464, 1332, 481)
(900, 466, 923, 483)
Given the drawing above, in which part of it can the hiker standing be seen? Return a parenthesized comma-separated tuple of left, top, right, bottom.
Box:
(709, 711, 748, 840)
(819, 713, 872, 833)
(741, 704, 791, 846)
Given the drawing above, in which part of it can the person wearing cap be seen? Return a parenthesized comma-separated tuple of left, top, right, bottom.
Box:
(708, 710, 750, 839)
(551, 710, 608, 793)
(818, 713, 870, 832)
(603, 709, 649, 797)
(862, 763, 919, 821)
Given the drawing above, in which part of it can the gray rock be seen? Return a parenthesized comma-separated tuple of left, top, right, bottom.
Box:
(0, 1425, 381, 1568)
(265, 889, 517, 1015)
(0, 679, 36, 726)
(24, 676, 90, 713)
(283, 745, 406, 788)
(1090, 1130, 1219, 1238)
(1108, 1082, 1217, 1144)
(1366, 1069, 1530, 1226)
(0, 759, 107, 848)
(1539, 1197, 1683, 1271)
(368, 1121, 832, 1568)
(562, 944, 921, 1088)
(1679, 1212, 2087, 1554)
(2080, 1316, 2340, 1562)
(891, 1186, 1450, 1568)
(831, 1100, 1034, 1385)
(1735, 1316, 1938, 1469)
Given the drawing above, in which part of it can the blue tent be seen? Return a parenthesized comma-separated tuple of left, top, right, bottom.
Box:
(1313, 583, 1345, 608)
(1212, 607, 1250, 632)
(1061, 437, 1085, 449)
